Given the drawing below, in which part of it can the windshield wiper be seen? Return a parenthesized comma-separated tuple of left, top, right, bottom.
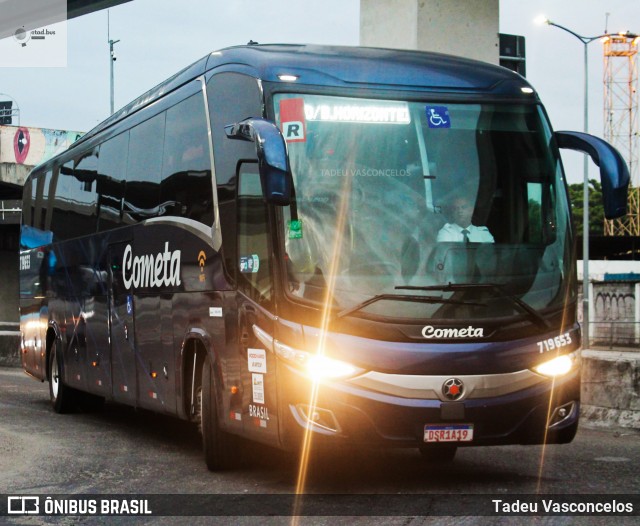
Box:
(335, 293, 486, 320)
(395, 283, 550, 329)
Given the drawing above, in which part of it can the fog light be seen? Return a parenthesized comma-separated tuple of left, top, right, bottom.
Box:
(549, 401, 576, 428)
(296, 404, 342, 434)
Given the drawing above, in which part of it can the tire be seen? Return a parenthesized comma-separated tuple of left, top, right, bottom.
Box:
(200, 354, 236, 471)
(48, 339, 79, 414)
(418, 444, 458, 463)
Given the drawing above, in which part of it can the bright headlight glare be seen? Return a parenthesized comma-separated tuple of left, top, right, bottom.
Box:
(273, 340, 362, 380)
(533, 353, 576, 377)
(305, 354, 360, 380)
(273, 340, 307, 366)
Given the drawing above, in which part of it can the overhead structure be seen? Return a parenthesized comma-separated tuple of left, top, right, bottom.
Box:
(604, 32, 640, 236)
(360, 0, 499, 65)
(67, 0, 133, 20)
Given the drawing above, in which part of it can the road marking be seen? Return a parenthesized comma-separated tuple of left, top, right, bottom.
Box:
(594, 456, 631, 462)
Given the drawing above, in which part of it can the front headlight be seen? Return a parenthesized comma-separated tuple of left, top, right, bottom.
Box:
(533, 352, 578, 378)
(274, 340, 363, 380)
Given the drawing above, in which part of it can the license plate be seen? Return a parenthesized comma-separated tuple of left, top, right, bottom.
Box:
(424, 424, 474, 443)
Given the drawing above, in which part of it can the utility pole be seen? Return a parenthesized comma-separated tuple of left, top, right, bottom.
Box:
(537, 17, 608, 348)
(108, 11, 120, 115)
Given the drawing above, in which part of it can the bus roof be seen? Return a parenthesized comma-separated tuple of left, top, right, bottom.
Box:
(74, 44, 533, 150)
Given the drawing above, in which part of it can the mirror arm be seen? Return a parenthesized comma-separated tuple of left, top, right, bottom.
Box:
(556, 131, 630, 219)
(225, 118, 293, 206)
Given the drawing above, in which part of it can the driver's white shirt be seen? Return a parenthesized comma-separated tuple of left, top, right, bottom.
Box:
(436, 223, 495, 243)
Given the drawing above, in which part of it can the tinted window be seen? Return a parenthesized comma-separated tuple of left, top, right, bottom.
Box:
(237, 164, 272, 306)
(33, 171, 47, 230)
(50, 161, 73, 239)
(39, 170, 53, 231)
(22, 178, 33, 227)
(97, 132, 128, 232)
(207, 73, 263, 280)
(43, 168, 59, 232)
(161, 92, 213, 225)
(124, 113, 165, 223)
(52, 153, 98, 240)
(30, 176, 38, 226)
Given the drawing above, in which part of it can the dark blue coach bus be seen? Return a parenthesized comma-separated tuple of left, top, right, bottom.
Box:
(19, 44, 629, 469)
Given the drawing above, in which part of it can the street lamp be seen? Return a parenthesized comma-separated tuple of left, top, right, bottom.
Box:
(536, 17, 609, 349)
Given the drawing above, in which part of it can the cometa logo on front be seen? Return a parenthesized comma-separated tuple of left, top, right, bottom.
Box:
(122, 242, 181, 290)
(422, 325, 484, 339)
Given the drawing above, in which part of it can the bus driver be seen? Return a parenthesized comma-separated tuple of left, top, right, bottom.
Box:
(437, 196, 494, 243)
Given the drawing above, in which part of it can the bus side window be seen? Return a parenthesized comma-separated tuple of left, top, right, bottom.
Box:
(33, 169, 49, 233)
(237, 162, 272, 306)
(207, 71, 263, 284)
(51, 155, 98, 240)
(161, 92, 214, 225)
(97, 132, 128, 232)
(29, 175, 38, 227)
(22, 179, 33, 227)
(124, 113, 165, 223)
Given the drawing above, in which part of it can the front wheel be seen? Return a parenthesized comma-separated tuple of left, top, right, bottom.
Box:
(48, 340, 79, 413)
(200, 354, 237, 471)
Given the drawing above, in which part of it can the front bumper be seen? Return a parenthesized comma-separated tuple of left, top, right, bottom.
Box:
(278, 362, 580, 450)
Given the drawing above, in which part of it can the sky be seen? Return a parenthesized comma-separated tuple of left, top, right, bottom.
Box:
(0, 0, 638, 185)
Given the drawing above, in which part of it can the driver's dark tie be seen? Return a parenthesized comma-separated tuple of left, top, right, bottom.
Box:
(461, 229, 470, 243)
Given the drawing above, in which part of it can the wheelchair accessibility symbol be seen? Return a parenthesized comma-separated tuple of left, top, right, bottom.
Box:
(426, 106, 450, 128)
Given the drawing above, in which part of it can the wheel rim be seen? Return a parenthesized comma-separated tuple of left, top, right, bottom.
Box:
(51, 350, 59, 399)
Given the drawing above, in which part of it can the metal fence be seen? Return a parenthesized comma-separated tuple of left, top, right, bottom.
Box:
(590, 321, 640, 348)
(0, 200, 21, 225)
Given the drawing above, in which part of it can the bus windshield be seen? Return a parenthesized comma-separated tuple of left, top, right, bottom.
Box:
(275, 93, 573, 323)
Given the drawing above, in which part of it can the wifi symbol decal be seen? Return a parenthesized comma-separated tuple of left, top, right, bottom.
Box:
(198, 251, 206, 282)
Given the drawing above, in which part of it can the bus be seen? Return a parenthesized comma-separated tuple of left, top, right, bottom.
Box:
(19, 44, 629, 469)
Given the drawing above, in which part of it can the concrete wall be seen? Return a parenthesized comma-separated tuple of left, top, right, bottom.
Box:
(593, 282, 639, 346)
(360, 0, 499, 64)
(581, 350, 640, 430)
(0, 162, 32, 187)
(360, 0, 419, 50)
(577, 280, 640, 346)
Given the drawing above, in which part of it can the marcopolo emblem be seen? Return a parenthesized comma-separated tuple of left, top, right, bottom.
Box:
(442, 378, 464, 401)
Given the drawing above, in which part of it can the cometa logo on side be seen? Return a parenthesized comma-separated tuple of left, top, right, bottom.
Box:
(122, 242, 181, 290)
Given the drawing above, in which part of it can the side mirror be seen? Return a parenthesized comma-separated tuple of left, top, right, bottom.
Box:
(225, 118, 292, 205)
(555, 131, 630, 219)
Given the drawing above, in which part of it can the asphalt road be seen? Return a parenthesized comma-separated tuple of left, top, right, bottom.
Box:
(1, 367, 639, 525)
